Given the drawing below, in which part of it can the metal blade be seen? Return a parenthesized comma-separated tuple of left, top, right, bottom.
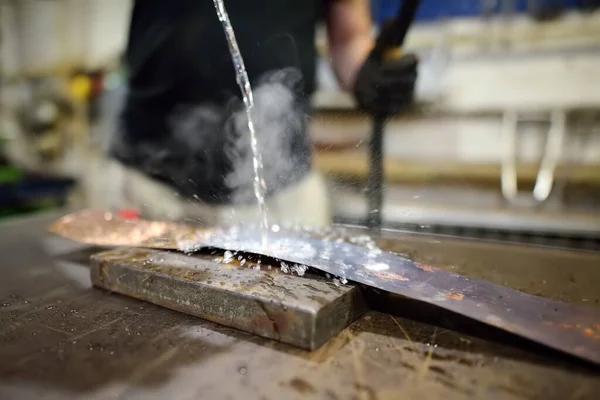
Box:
(49, 210, 600, 365)
(47, 209, 200, 249)
(195, 228, 600, 365)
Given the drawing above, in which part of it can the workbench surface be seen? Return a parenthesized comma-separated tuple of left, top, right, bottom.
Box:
(1, 212, 599, 399)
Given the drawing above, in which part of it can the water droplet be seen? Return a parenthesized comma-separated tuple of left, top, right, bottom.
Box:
(291, 264, 307, 277)
(375, 347, 380, 352)
(271, 224, 280, 233)
(110, 351, 115, 355)
(239, 367, 247, 374)
(365, 263, 389, 271)
(223, 251, 234, 263)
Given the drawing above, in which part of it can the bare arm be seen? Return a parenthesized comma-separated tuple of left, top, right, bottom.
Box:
(324, 0, 374, 90)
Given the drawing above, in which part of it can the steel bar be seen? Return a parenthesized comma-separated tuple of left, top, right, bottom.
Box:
(90, 247, 368, 350)
(366, 0, 422, 230)
(367, 117, 384, 230)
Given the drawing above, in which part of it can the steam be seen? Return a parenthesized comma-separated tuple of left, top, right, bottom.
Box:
(222, 67, 308, 204)
(110, 67, 311, 206)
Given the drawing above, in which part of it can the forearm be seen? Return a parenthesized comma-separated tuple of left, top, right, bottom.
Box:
(325, 0, 374, 90)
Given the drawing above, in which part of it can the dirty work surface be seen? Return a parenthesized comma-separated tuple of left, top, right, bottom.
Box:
(1, 212, 600, 399)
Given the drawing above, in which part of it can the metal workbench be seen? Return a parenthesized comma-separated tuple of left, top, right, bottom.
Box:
(1, 211, 600, 399)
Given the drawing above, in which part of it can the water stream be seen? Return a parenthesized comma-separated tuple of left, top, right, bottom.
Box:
(212, 0, 269, 239)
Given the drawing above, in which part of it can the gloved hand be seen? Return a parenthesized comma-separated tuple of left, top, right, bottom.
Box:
(353, 20, 418, 117)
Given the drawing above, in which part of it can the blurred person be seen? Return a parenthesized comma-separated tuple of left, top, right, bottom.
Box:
(101, 0, 417, 227)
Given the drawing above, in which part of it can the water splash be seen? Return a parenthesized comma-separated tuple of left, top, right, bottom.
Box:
(223, 250, 234, 263)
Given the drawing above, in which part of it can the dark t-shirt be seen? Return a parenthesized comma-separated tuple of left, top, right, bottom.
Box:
(110, 0, 322, 205)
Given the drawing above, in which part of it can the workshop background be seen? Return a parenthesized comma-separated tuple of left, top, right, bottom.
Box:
(1, 0, 599, 245)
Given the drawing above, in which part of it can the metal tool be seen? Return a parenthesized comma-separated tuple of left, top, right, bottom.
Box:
(49, 210, 600, 365)
(367, 0, 421, 230)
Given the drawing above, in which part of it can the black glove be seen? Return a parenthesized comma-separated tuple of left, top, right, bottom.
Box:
(353, 21, 418, 117)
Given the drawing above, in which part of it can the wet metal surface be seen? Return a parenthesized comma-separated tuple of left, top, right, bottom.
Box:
(90, 247, 367, 350)
(3, 212, 600, 398)
(197, 228, 600, 366)
(49, 210, 600, 366)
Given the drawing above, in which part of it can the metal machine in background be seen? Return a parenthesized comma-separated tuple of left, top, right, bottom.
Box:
(313, 0, 600, 245)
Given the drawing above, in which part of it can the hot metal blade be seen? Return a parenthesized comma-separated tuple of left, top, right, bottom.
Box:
(48, 209, 200, 248)
(190, 228, 600, 366)
(49, 210, 600, 365)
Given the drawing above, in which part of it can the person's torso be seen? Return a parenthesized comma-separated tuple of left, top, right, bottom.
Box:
(126, 0, 322, 107)
(113, 0, 320, 205)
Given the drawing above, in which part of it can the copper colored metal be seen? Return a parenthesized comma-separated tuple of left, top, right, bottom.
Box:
(48, 209, 199, 249)
(49, 210, 600, 365)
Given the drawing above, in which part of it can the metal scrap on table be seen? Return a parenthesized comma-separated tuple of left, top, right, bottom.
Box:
(49, 210, 600, 366)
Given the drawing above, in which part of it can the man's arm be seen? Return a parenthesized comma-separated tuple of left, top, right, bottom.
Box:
(324, 0, 374, 90)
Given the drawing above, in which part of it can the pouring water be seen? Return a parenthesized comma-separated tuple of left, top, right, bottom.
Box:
(213, 0, 269, 243)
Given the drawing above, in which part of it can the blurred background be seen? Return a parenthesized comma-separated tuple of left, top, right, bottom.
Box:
(1, 0, 599, 247)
